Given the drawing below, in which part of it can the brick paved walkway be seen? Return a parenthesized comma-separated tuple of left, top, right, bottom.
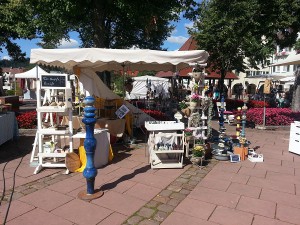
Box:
(1, 121, 299, 225)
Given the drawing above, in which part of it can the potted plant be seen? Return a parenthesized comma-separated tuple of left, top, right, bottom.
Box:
(191, 145, 205, 166)
(194, 138, 204, 145)
(189, 93, 201, 110)
(184, 128, 193, 136)
(179, 100, 188, 110)
(190, 93, 201, 102)
(184, 128, 193, 141)
(192, 145, 205, 158)
(179, 100, 190, 117)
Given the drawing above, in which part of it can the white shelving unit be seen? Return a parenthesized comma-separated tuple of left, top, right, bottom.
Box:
(32, 74, 73, 174)
(145, 121, 185, 169)
(185, 108, 208, 157)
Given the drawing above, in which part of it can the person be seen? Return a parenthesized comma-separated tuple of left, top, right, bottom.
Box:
(213, 84, 220, 100)
(279, 93, 284, 107)
(282, 92, 290, 108)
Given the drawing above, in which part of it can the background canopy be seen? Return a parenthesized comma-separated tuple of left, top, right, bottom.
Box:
(15, 66, 49, 79)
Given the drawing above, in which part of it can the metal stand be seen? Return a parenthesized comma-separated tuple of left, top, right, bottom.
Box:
(219, 95, 226, 135)
(263, 93, 266, 128)
(241, 105, 247, 138)
(78, 96, 103, 201)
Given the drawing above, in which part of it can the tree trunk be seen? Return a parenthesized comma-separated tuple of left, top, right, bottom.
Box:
(93, 0, 108, 48)
(292, 68, 300, 112)
(219, 69, 226, 98)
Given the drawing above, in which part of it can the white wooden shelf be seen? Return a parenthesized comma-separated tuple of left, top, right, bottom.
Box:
(38, 152, 67, 158)
(38, 129, 70, 135)
(150, 160, 183, 169)
(145, 125, 185, 169)
(145, 121, 185, 131)
(37, 106, 70, 113)
(31, 76, 73, 174)
(153, 149, 184, 154)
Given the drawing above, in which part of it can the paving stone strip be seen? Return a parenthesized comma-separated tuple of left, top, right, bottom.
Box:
(122, 158, 219, 225)
(1, 170, 73, 204)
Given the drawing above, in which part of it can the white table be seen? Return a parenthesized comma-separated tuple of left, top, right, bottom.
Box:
(0, 112, 17, 146)
(73, 129, 110, 168)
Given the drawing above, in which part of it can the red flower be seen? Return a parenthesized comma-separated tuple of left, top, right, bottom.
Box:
(247, 108, 300, 126)
(141, 109, 169, 121)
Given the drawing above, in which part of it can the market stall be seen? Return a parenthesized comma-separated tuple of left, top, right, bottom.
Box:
(30, 48, 209, 170)
(30, 48, 208, 129)
(125, 75, 170, 100)
(15, 66, 49, 100)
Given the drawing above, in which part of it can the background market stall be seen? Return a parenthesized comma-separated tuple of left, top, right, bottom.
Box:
(15, 66, 49, 100)
(125, 75, 170, 100)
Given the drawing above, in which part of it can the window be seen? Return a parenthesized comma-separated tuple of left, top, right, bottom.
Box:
(282, 65, 290, 72)
(275, 66, 280, 72)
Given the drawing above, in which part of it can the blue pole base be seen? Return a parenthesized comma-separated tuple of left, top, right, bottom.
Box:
(77, 189, 104, 201)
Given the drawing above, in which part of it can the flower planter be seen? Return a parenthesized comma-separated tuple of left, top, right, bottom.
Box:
(181, 108, 191, 117)
(189, 101, 197, 110)
(185, 135, 193, 141)
(190, 156, 204, 166)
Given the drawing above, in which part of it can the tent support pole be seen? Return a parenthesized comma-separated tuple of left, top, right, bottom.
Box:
(122, 63, 125, 99)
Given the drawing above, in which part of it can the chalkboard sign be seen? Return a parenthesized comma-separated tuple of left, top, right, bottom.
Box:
(41, 74, 67, 88)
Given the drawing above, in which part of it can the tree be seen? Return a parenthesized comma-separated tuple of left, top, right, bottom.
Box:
(294, 39, 300, 54)
(187, 0, 300, 96)
(21, 0, 194, 50)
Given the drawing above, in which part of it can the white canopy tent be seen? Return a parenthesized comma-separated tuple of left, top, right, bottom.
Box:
(30, 48, 209, 127)
(125, 75, 170, 100)
(15, 66, 50, 100)
(30, 48, 209, 72)
(15, 66, 49, 79)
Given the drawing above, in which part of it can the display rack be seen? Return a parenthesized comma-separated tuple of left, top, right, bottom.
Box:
(185, 101, 209, 157)
(145, 121, 185, 169)
(31, 74, 73, 174)
(183, 67, 210, 158)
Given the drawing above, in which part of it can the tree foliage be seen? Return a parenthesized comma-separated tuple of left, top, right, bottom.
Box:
(187, 0, 300, 94)
(0, 0, 36, 60)
(1, 0, 195, 55)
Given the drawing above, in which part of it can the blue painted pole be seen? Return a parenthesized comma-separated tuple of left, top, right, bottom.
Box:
(82, 96, 97, 194)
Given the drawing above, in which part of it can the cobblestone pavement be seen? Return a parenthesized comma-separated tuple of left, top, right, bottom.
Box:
(122, 160, 218, 225)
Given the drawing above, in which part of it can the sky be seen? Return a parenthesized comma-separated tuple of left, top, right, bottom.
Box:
(0, 17, 193, 61)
